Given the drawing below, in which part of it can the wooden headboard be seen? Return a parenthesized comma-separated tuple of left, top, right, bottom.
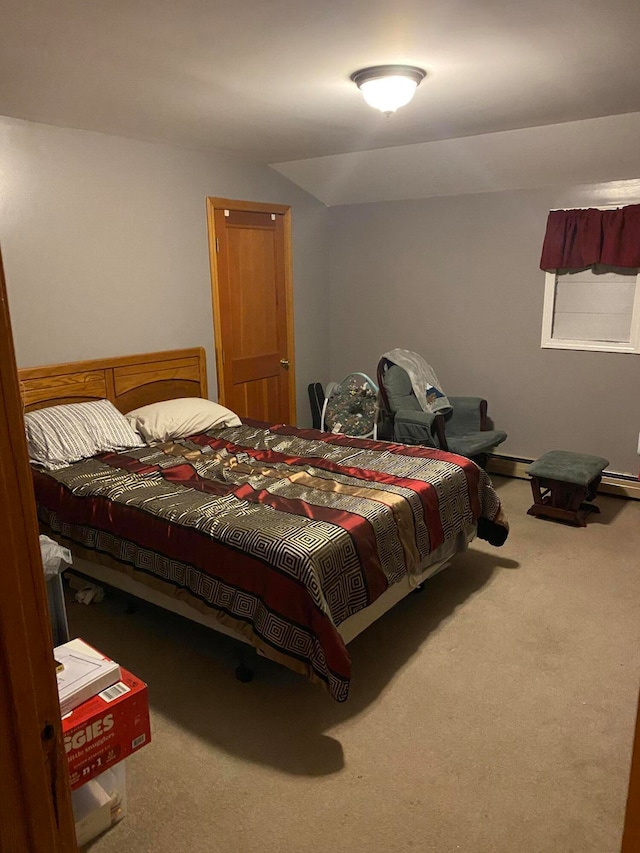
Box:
(18, 348, 208, 413)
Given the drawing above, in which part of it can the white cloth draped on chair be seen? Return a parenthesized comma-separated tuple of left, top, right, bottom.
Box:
(381, 349, 452, 416)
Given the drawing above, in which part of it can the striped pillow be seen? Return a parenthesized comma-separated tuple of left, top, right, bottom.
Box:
(25, 399, 144, 471)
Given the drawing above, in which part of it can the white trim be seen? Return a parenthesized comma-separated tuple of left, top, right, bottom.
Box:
(540, 271, 558, 348)
(548, 205, 622, 211)
(629, 270, 640, 348)
(487, 454, 640, 500)
(542, 338, 639, 354)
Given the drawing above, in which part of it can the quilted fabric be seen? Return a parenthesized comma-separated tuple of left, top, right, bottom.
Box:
(34, 421, 509, 701)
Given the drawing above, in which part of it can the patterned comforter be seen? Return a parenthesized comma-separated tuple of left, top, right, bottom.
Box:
(33, 421, 508, 701)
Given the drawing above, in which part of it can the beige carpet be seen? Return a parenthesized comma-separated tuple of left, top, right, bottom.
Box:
(68, 476, 640, 853)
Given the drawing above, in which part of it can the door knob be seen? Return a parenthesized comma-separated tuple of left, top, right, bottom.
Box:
(280, 358, 290, 367)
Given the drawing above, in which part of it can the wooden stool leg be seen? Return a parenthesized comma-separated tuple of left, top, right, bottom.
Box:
(585, 474, 603, 503)
(530, 476, 543, 505)
(566, 484, 587, 514)
(527, 475, 600, 527)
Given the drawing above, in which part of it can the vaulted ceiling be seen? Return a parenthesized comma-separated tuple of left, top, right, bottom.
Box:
(2, 0, 640, 204)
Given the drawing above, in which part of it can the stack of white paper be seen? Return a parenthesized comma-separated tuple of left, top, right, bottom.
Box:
(55, 638, 121, 715)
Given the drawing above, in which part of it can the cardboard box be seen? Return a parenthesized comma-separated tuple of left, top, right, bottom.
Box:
(63, 667, 151, 789)
(55, 637, 121, 716)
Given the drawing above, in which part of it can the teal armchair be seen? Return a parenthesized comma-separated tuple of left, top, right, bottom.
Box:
(377, 358, 507, 465)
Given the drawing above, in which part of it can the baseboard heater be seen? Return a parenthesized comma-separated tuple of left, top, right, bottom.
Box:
(487, 454, 640, 501)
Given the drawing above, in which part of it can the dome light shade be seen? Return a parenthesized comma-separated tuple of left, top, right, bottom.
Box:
(351, 65, 426, 115)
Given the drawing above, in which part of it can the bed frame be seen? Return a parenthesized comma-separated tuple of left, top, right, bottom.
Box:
(19, 347, 208, 413)
(19, 348, 469, 676)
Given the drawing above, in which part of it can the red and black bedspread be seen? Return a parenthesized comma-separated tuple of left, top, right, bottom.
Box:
(33, 422, 508, 701)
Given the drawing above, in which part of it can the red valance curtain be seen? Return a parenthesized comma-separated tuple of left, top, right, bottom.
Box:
(539, 204, 640, 270)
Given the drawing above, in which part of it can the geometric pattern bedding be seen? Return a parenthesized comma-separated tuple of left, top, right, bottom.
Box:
(32, 421, 508, 701)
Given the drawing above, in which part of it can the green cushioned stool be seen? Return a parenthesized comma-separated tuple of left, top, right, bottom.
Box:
(526, 450, 609, 527)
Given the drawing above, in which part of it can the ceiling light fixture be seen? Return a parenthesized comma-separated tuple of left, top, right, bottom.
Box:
(351, 65, 427, 116)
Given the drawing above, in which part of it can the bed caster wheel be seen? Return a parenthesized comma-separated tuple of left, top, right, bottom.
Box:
(235, 665, 254, 683)
(412, 583, 425, 594)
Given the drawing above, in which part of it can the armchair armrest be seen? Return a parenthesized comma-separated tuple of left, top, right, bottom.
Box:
(448, 396, 489, 433)
(394, 408, 438, 448)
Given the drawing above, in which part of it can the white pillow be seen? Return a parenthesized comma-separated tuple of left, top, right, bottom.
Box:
(125, 397, 241, 442)
(25, 398, 144, 471)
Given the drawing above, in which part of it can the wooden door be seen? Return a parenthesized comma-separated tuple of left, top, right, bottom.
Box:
(622, 688, 640, 851)
(206, 197, 296, 423)
(0, 246, 77, 852)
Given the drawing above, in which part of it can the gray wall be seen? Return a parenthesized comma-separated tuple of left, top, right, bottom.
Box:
(3, 115, 638, 472)
(328, 182, 640, 476)
(0, 116, 330, 425)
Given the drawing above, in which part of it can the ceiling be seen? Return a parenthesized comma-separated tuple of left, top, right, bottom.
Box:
(2, 0, 640, 204)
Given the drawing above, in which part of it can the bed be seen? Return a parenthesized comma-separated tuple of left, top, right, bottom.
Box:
(20, 347, 508, 701)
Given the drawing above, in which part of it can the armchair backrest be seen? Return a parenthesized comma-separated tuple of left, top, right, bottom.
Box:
(377, 359, 422, 416)
(384, 365, 423, 413)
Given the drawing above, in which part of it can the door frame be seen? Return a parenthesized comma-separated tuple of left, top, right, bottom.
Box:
(0, 247, 78, 853)
(622, 688, 640, 851)
(205, 197, 296, 422)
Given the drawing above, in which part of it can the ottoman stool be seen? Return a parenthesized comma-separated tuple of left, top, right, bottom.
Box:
(526, 450, 609, 527)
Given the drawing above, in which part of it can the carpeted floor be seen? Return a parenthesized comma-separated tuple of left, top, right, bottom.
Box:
(68, 476, 640, 853)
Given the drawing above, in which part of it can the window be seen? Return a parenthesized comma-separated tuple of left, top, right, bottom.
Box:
(541, 265, 640, 353)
